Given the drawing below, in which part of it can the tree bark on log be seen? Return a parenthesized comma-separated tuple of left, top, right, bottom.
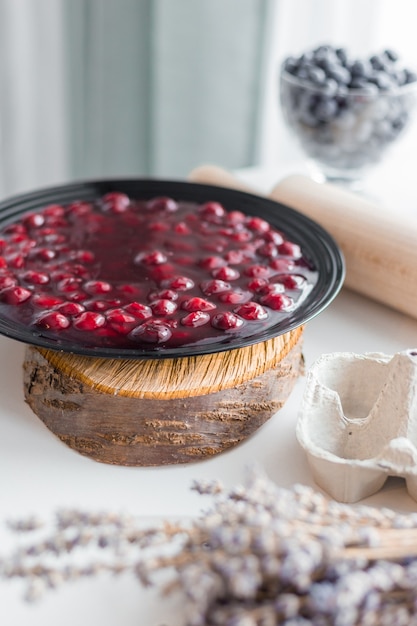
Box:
(23, 330, 304, 466)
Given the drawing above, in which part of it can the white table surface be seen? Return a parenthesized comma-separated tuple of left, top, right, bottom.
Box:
(1, 167, 417, 625)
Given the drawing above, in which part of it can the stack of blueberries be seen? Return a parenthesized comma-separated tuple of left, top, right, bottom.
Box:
(280, 44, 417, 175)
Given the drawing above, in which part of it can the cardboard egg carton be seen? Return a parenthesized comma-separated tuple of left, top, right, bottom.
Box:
(297, 350, 417, 503)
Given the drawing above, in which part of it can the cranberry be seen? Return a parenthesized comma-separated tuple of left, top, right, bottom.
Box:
(84, 280, 112, 295)
(134, 250, 168, 266)
(225, 210, 246, 225)
(174, 221, 191, 235)
(9, 232, 29, 244)
(8, 254, 25, 269)
(257, 242, 278, 258)
(70, 250, 95, 264)
(218, 290, 251, 304)
(84, 299, 114, 312)
(106, 308, 137, 334)
(67, 201, 92, 217)
(150, 299, 177, 316)
(43, 204, 66, 217)
(278, 241, 302, 258)
(45, 216, 68, 229)
(0, 275, 17, 290)
(130, 319, 172, 343)
(234, 302, 268, 321)
(146, 197, 178, 212)
(35, 311, 70, 330)
(73, 311, 106, 331)
(200, 279, 231, 295)
(0, 257, 7, 269)
(102, 192, 130, 213)
(149, 221, 170, 232)
(182, 297, 216, 312)
(50, 270, 73, 282)
(265, 230, 284, 245)
(181, 311, 210, 327)
(57, 277, 82, 293)
(224, 250, 244, 265)
(211, 311, 244, 330)
(259, 292, 293, 311)
(106, 308, 136, 324)
(124, 302, 153, 320)
(274, 274, 306, 289)
(67, 290, 88, 303)
(230, 230, 252, 243)
(162, 276, 194, 291)
(199, 255, 225, 270)
(32, 294, 64, 308)
(258, 283, 285, 295)
(57, 302, 85, 316)
(247, 277, 269, 292)
(36, 248, 57, 262)
(244, 265, 271, 279)
(148, 289, 178, 302)
(4, 224, 26, 235)
(23, 213, 45, 229)
(0, 286, 32, 305)
(22, 270, 50, 285)
(269, 258, 295, 272)
(246, 217, 270, 233)
(212, 266, 240, 281)
(200, 201, 225, 222)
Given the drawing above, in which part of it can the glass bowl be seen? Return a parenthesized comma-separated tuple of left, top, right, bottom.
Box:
(279, 67, 417, 185)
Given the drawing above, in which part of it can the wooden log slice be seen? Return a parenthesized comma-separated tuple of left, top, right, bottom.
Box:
(23, 327, 304, 466)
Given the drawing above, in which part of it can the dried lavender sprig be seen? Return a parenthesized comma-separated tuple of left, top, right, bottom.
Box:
(2, 468, 417, 625)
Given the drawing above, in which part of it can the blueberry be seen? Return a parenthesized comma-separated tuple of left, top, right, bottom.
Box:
(283, 56, 299, 75)
(327, 65, 351, 85)
(322, 78, 339, 96)
(384, 48, 399, 63)
(313, 98, 338, 121)
(349, 77, 368, 90)
(370, 54, 385, 70)
(335, 47, 348, 66)
(350, 59, 372, 79)
(308, 66, 327, 86)
(376, 71, 395, 90)
(405, 69, 417, 84)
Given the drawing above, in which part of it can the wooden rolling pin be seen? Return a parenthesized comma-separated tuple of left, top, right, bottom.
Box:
(189, 166, 417, 320)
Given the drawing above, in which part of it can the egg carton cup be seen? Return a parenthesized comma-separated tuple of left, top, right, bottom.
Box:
(296, 349, 417, 503)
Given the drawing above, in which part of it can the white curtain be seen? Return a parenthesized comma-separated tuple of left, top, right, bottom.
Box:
(0, 0, 415, 199)
(0, 0, 270, 199)
(0, 0, 69, 198)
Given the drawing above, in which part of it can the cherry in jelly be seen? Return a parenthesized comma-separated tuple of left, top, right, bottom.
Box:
(0, 193, 318, 350)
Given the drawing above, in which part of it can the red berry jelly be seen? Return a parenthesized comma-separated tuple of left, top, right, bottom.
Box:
(0, 194, 317, 349)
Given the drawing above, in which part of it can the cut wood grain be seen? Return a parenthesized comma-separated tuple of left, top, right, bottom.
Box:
(35, 326, 303, 400)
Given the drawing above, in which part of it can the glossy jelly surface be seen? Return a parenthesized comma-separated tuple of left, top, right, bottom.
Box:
(0, 192, 319, 352)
